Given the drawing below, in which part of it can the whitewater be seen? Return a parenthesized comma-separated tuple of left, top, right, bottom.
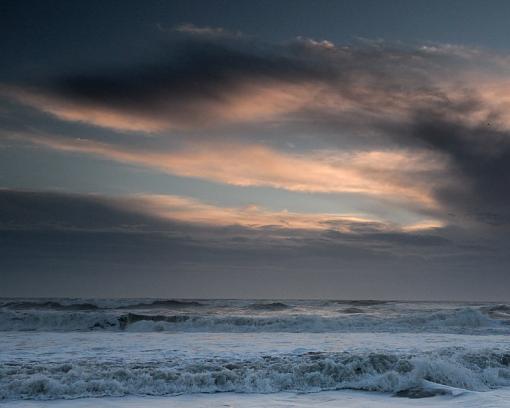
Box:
(1, 299, 510, 407)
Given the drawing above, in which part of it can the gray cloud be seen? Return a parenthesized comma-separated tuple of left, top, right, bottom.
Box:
(4, 33, 491, 134)
(397, 111, 510, 224)
(0, 189, 465, 265)
(0, 189, 508, 299)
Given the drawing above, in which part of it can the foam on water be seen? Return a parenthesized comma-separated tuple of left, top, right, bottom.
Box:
(2, 299, 510, 402)
(2, 348, 510, 400)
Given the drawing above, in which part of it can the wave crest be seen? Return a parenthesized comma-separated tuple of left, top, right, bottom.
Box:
(2, 350, 510, 400)
(0, 307, 505, 333)
(248, 302, 291, 311)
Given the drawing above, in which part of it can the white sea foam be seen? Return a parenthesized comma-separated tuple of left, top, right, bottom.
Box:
(2, 348, 510, 400)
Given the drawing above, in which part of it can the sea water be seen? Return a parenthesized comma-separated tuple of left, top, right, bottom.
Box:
(1, 299, 510, 407)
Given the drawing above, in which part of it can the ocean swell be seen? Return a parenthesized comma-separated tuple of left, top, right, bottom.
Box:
(0, 307, 506, 334)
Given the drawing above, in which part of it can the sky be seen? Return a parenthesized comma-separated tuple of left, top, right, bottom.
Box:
(1, 0, 510, 300)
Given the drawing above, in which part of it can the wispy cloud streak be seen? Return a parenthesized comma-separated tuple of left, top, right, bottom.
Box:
(11, 132, 445, 208)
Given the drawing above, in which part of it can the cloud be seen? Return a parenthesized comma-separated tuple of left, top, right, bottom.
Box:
(124, 193, 446, 233)
(6, 33, 510, 134)
(0, 189, 442, 234)
(0, 189, 453, 255)
(1, 34, 331, 132)
(3, 30, 510, 226)
(174, 23, 243, 38)
(0, 189, 456, 284)
(2, 79, 318, 132)
(10, 132, 445, 209)
(3, 189, 510, 299)
(398, 111, 510, 224)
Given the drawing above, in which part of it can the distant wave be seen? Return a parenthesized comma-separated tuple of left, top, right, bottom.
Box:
(1, 301, 99, 311)
(117, 299, 203, 309)
(0, 307, 507, 334)
(339, 307, 365, 314)
(488, 305, 510, 312)
(117, 308, 504, 333)
(483, 304, 510, 319)
(2, 349, 509, 400)
(330, 300, 389, 306)
(248, 302, 291, 311)
(0, 299, 203, 310)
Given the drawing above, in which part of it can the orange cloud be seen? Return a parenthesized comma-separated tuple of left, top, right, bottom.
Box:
(119, 193, 444, 232)
(0, 86, 168, 133)
(7, 71, 510, 136)
(2, 81, 320, 133)
(12, 132, 445, 208)
(4, 42, 510, 135)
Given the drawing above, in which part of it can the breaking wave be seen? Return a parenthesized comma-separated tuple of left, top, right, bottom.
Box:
(117, 299, 203, 309)
(483, 304, 510, 320)
(0, 307, 507, 333)
(2, 349, 510, 400)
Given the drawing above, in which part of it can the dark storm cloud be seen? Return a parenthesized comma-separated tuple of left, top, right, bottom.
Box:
(4, 29, 479, 133)
(53, 35, 323, 104)
(399, 112, 510, 224)
(3, 32, 337, 131)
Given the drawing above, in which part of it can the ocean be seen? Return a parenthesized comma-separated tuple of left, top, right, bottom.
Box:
(1, 298, 510, 407)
